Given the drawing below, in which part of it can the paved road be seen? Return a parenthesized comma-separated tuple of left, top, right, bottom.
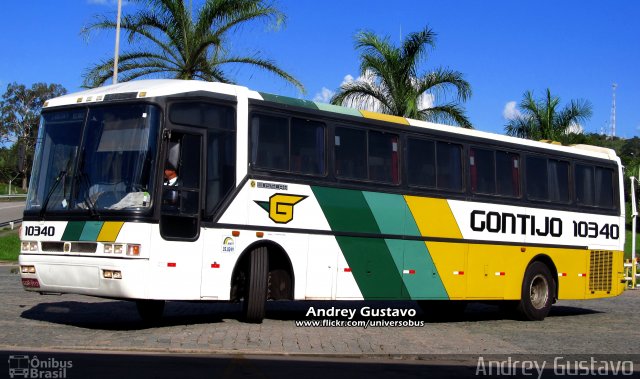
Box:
(0, 200, 24, 225)
(1, 265, 639, 378)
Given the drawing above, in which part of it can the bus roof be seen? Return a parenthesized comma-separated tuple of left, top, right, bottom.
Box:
(44, 79, 619, 162)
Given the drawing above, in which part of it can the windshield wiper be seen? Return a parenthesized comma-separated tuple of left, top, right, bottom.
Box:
(39, 170, 68, 219)
(76, 171, 98, 217)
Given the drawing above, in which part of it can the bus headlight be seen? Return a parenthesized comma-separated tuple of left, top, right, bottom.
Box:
(21, 241, 38, 252)
(104, 243, 125, 254)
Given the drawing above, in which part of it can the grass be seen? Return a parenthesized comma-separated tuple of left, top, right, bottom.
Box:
(0, 183, 26, 195)
(0, 229, 20, 262)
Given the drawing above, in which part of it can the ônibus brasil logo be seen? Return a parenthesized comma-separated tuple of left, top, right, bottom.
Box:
(255, 194, 307, 224)
(8, 354, 73, 378)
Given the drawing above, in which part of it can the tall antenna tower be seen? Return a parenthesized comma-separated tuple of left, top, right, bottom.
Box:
(610, 83, 617, 138)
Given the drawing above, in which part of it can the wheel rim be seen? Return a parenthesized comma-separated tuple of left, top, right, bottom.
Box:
(529, 274, 549, 309)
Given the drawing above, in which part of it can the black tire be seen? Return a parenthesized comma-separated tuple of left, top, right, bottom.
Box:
(243, 247, 268, 323)
(136, 299, 165, 323)
(517, 262, 555, 321)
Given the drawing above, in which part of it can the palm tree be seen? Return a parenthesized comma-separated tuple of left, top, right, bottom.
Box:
(505, 89, 592, 141)
(330, 26, 472, 128)
(82, 0, 303, 91)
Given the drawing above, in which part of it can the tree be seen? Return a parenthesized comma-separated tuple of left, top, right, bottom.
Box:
(505, 89, 592, 142)
(82, 0, 303, 92)
(0, 82, 67, 189)
(330, 26, 472, 128)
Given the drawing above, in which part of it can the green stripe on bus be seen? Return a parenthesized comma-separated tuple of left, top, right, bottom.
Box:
(79, 221, 104, 241)
(259, 93, 320, 110)
(314, 102, 362, 117)
(311, 187, 379, 234)
(362, 192, 449, 299)
(312, 186, 410, 299)
(336, 236, 409, 299)
(61, 221, 85, 241)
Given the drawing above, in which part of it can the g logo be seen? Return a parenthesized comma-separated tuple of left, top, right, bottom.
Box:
(255, 194, 307, 224)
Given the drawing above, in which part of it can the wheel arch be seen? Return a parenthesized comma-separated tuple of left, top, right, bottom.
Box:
(230, 239, 295, 301)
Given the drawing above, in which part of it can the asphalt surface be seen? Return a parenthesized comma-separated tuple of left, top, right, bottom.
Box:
(0, 200, 24, 226)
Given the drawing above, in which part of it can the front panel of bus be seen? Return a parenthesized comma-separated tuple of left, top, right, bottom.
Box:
(18, 97, 237, 301)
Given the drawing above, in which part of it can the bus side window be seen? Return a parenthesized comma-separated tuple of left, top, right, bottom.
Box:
(436, 142, 463, 191)
(251, 114, 289, 171)
(407, 137, 436, 188)
(335, 127, 366, 180)
(470, 147, 495, 194)
(368, 131, 399, 184)
(576, 164, 615, 209)
(496, 151, 520, 197)
(291, 118, 326, 176)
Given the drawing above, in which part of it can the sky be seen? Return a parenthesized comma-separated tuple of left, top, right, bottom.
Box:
(1, 0, 639, 138)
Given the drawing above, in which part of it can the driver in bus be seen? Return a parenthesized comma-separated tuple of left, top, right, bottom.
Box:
(163, 162, 179, 186)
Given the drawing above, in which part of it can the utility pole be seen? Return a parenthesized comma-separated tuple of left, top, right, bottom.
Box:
(113, 0, 123, 84)
(610, 83, 617, 138)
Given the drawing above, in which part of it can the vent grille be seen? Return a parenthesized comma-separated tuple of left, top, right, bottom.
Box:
(589, 250, 613, 292)
(41, 242, 97, 254)
(41, 242, 64, 252)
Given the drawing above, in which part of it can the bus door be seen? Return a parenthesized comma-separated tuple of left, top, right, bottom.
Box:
(159, 127, 204, 241)
(150, 127, 205, 299)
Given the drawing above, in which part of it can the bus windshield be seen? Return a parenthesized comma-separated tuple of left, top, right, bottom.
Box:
(26, 104, 161, 214)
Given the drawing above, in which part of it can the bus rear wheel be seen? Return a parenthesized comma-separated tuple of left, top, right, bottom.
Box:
(243, 247, 268, 323)
(517, 262, 555, 321)
(136, 300, 165, 323)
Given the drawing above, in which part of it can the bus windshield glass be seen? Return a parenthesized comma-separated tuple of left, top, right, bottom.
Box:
(26, 104, 161, 214)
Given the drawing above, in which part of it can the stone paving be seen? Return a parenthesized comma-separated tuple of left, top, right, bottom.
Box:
(1, 265, 639, 356)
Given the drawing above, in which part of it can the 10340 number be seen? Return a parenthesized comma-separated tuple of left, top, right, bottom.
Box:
(572, 221, 619, 239)
(24, 226, 56, 237)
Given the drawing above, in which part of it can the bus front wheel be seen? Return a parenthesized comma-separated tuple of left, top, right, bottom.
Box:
(243, 246, 268, 323)
(517, 262, 555, 321)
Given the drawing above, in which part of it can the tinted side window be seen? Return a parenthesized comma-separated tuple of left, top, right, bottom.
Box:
(291, 119, 325, 175)
(526, 156, 569, 203)
(470, 147, 495, 194)
(496, 151, 520, 197)
(437, 142, 463, 191)
(595, 167, 614, 208)
(251, 115, 289, 171)
(335, 127, 366, 180)
(407, 138, 436, 187)
(368, 131, 399, 184)
(526, 156, 548, 200)
(575, 164, 594, 206)
(576, 164, 615, 208)
(548, 159, 569, 203)
(170, 102, 235, 130)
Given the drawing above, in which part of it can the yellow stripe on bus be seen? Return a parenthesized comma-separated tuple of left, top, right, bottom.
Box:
(359, 110, 410, 125)
(97, 221, 125, 242)
(404, 196, 462, 239)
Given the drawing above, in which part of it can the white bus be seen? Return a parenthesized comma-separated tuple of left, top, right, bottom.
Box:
(19, 79, 626, 322)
